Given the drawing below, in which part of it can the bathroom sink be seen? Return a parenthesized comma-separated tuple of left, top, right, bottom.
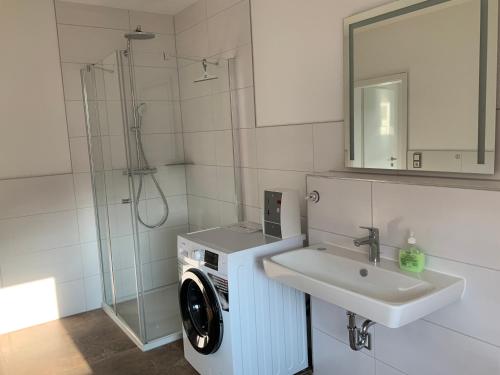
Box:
(263, 244, 465, 328)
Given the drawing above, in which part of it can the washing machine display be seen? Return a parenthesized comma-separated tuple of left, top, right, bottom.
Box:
(179, 269, 223, 355)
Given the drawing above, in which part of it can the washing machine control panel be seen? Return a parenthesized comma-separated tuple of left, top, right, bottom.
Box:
(178, 237, 228, 276)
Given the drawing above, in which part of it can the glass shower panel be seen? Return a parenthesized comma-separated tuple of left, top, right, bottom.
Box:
(81, 66, 115, 308)
(124, 42, 187, 342)
(99, 51, 144, 340)
(180, 57, 240, 232)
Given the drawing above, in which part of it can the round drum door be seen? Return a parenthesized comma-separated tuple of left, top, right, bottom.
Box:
(179, 268, 223, 355)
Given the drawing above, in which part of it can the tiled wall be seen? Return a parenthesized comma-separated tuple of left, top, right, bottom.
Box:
(56, 2, 189, 300)
(0, 1, 188, 334)
(174, 0, 344, 230)
(307, 175, 500, 374)
(175, 0, 252, 230)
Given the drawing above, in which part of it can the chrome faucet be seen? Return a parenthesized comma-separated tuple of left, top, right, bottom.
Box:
(353, 226, 380, 264)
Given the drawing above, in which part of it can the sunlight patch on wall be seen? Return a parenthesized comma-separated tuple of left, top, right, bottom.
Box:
(0, 278, 59, 334)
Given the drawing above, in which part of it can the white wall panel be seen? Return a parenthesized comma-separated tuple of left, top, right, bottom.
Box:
(0, 0, 71, 178)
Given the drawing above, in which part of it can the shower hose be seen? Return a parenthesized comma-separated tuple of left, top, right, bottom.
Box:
(132, 104, 169, 229)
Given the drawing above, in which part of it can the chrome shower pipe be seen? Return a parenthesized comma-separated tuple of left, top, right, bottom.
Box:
(125, 39, 169, 229)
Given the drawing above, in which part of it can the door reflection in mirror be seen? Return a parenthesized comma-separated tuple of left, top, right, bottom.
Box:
(352, 74, 407, 170)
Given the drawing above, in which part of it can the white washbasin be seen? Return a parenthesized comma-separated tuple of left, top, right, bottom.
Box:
(263, 243, 465, 328)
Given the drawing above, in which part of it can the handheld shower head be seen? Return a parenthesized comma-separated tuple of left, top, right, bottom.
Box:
(137, 103, 147, 117)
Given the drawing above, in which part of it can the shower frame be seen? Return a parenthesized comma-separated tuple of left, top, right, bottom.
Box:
(81, 47, 243, 351)
(80, 49, 183, 352)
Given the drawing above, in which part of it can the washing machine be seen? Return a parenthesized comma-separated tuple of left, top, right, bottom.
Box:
(177, 226, 308, 375)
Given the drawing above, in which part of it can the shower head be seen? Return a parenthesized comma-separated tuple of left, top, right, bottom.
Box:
(194, 59, 218, 83)
(125, 26, 155, 40)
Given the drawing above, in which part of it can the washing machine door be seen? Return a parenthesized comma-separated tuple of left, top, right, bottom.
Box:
(179, 268, 223, 355)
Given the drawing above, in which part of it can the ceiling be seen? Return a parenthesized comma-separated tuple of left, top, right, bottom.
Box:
(60, 0, 198, 15)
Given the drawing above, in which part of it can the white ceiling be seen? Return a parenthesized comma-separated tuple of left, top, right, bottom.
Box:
(60, 0, 198, 15)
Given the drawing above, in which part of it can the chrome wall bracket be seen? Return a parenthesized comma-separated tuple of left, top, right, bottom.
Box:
(347, 311, 376, 351)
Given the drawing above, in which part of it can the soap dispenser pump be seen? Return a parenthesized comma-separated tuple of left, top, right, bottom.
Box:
(399, 231, 425, 273)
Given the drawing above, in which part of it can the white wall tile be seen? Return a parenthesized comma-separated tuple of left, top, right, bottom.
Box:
(108, 135, 127, 170)
(256, 124, 313, 171)
(184, 131, 217, 164)
(141, 133, 184, 166)
(73, 173, 93, 208)
(62, 63, 85, 101)
(81, 241, 100, 277)
(106, 100, 125, 135)
(77, 207, 97, 243)
(376, 319, 500, 375)
(231, 86, 255, 129)
(307, 176, 372, 237)
(139, 101, 182, 134)
(84, 275, 102, 311)
(146, 196, 188, 229)
(69, 137, 91, 173)
(217, 167, 236, 202)
(65, 100, 87, 137)
(239, 167, 259, 207)
(129, 11, 174, 35)
(151, 258, 178, 288)
(207, 0, 251, 56)
(0, 175, 75, 219)
(56, 279, 87, 317)
(375, 362, 406, 375)
(108, 203, 134, 237)
(175, 0, 207, 34)
(149, 225, 188, 261)
(55, 1, 129, 30)
(215, 130, 234, 166)
(188, 195, 221, 228)
(372, 182, 500, 269)
(110, 235, 136, 270)
(313, 122, 345, 172)
(0, 210, 79, 255)
(218, 201, 238, 225)
(207, 0, 243, 17)
(235, 128, 257, 167)
(131, 34, 177, 68)
(313, 328, 375, 375)
(423, 256, 500, 347)
(1, 245, 83, 287)
(145, 165, 187, 198)
(176, 21, 209, 59)
(58, 24, 126, 63)
(186, 165, 218, 198)
(134, 67, 180, 101)
(182, 96, 214, 132)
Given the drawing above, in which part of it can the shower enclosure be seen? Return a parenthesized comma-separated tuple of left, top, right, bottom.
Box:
(80, 29, 240, 350)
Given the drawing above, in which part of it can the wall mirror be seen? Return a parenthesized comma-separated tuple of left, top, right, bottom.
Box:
(344, 0, 498, 174)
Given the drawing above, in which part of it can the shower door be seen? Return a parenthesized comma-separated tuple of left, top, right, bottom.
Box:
(82, 43, 187, 347)
(81, 53, 146, 343)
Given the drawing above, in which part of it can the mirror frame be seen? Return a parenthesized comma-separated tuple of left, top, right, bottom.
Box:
(344, 0, 498, 172)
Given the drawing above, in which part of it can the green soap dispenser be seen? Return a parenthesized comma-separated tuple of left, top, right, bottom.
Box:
(399, 232, 425, 273)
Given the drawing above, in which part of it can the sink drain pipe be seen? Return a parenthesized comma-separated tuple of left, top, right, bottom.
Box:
(347, 311, 376, 351)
